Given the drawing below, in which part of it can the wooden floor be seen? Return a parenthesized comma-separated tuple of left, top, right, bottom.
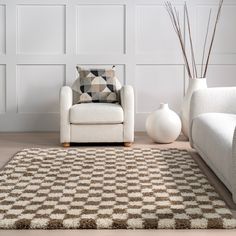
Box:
(0, 132, 236, 236)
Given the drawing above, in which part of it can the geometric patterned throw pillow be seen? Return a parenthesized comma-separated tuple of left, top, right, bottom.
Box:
(72, 66, 121, 104)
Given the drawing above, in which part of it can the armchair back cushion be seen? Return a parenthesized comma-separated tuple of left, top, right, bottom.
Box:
(72, 67, 121, 104)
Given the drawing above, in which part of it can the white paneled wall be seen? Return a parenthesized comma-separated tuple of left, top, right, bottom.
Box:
(0, 65, 5, 113)
(0, 0, 235, 131)
(136, 65, 184, 113)
(17, 65, 65, 113)
(76, 5, 125, 54)
(0, 5, 5, 54)
(17, 5, 66, 54)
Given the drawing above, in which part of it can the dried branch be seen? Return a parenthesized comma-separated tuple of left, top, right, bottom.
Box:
(203, 0, 224, 78)
(185, 3, 197, 78)
(201, 9, 212, 78)
(165, 2, 192, 78)
(165, 0, 223, 79)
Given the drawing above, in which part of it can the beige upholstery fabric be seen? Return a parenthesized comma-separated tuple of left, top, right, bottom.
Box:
(233, 127, 236, 203)
(60, 86, 72, 143)
(121, 85, 134, 142)
(192, 113, 236, 188)
(189, 87, 236, 145)
(60, 85, 134, 144)
(189, 87, 236, 203)
(70, 103, 124, 124)
(70, 124, 123, 143)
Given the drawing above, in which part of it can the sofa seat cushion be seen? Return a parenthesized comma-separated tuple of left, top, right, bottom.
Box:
(70, 103, 124, 124)
(192, 113, 236, 186)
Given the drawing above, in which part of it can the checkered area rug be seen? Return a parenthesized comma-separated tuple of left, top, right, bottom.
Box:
(0, 148, 236, 229)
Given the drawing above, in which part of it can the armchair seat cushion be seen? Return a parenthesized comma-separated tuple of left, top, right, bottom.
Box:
(192, 113, 236, 185)
(70, 103, 124, 124)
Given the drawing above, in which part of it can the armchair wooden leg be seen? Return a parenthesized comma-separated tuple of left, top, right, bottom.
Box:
(62, 142, 70, 148)
(124, 142, 132, 147)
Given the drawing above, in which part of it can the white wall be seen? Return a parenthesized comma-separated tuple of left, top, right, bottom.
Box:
(0, 0, 235, 131)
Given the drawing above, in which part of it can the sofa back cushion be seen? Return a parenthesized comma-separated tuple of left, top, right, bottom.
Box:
(72, 66, 121, 104)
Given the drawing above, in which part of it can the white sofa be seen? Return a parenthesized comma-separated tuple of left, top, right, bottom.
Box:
(189, 87, 236, 203)
(60, 85, 134, 147)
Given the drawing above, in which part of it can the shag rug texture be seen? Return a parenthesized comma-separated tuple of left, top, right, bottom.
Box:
(0, 148, 235, 229)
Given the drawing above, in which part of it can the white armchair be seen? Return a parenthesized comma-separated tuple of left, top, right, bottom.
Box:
(60, 85, 134, 147)
(189, 87, 236, 203)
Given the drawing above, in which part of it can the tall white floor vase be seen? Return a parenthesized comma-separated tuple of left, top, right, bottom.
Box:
(181, 78, 207, 138)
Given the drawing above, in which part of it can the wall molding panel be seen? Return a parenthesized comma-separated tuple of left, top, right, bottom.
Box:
(0, 64, 6, 114)
(0, 5, 6, 55)
(76, 4, 126, 54)
(17, 4, 66, 55)
(0, 0, 235, 131)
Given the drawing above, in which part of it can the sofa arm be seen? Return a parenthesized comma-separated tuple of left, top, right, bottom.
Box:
(189, 87, 236, 146)
(60, 86, 72, 143)
(120, 85, 134, 142)
(232, 127, 236, 203)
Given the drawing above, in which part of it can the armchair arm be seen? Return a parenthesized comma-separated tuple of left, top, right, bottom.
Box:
(60, 86, 72, 143)
(189, 87, 236, 146)
(120, 85, 134, 142)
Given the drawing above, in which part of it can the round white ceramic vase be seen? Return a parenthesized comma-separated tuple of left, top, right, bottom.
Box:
(181, 78, 207, 138)
(146, 103, 182, 143)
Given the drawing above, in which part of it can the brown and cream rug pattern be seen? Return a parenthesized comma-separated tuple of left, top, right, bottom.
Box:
(0, 148, 236, 229)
